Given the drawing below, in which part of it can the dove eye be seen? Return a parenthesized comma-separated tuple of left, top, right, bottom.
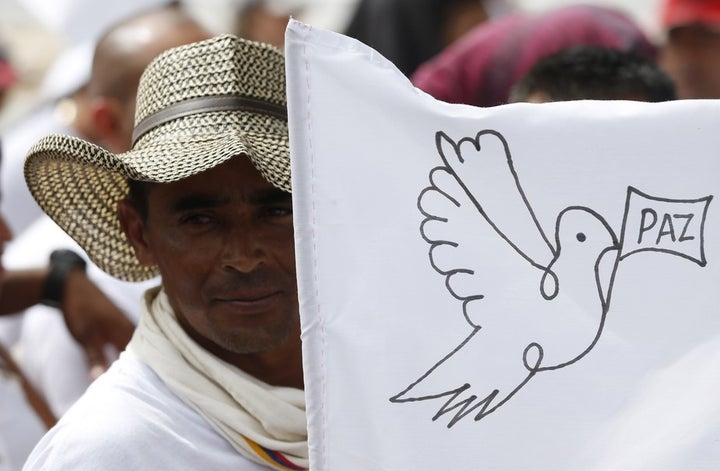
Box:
(576, 233, 587, 242)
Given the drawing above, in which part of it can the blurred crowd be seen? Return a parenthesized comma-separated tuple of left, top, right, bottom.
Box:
(0, 0, 718, 469)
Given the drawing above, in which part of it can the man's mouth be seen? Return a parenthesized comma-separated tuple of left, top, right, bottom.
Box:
(212, 291, 282, 309)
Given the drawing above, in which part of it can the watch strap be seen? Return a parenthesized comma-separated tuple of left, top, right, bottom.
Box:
(40, 249, 87, 307)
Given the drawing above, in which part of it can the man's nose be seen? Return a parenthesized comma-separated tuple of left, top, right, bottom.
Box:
(222, 224, 265, 273)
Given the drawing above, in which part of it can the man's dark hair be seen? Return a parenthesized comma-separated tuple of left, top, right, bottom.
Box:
(509, 46, 677, 103)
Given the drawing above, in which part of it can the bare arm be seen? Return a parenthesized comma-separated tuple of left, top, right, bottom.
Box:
(0, 268, 49, 315)
(59, 269, 135, 374)
(0, 267, 135, 375)
(0, 341, 57, 429)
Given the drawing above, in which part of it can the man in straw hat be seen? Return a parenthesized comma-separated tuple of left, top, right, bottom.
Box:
(23, 35, 307, 470)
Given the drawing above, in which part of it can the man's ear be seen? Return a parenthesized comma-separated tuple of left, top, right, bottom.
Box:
(91, 97, 131, 153)
(117, 199, 155, 267)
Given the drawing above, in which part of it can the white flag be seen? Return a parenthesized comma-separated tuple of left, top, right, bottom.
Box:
(286, 19, 720, 471)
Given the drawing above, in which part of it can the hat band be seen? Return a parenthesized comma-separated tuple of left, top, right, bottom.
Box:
(131, 94, 288, 146)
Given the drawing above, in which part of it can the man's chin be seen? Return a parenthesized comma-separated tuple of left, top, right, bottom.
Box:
(212, 322, 297, 355)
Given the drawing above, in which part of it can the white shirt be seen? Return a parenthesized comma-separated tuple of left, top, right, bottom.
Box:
(23, 350, 268, 470)
(6, 217, 157, 417)
(0, 370, 46, 471)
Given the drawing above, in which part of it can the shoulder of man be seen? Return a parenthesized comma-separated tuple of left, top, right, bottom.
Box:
(22, 352, 173, 469)
(23, 351, 258, 470)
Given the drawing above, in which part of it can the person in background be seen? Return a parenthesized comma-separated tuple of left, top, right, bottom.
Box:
(658, 0, 720, 99)
(235, 0, 294, 48)
(0, 140, 130, 470)
(232, 0, 363, 50)
(411, 4, 658, 107)
(0, 146, 55, 471)
(509, 46, 676, 103)
(344, 0, 513, 77)
(1, 0, 174, 239)
(0, 15, 141, 471)
(14, 4, 210, 417)
(0, 45, 17, 111)
(0, 6, 209, 470)
(85, 4, 210, 154)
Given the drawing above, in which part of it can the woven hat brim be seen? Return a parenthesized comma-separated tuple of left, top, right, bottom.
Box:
(25, 136, 154, 281)
(24, 117, 289, 281)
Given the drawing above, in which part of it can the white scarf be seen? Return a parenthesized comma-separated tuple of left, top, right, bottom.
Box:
(128, 287, 309, 470)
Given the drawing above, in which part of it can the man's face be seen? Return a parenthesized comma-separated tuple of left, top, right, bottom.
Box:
(121, 157, 298, 359)
(660, 24, 720, 99)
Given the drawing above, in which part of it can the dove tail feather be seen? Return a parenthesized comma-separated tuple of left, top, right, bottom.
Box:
(390, 334, 545, 428)
(434, 387, 498, 428)
(389, 327, 482, 403)
(390, 329, 552, 428)
(433, 354, 541, 428)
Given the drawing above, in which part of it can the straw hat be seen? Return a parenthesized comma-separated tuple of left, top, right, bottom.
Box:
(24, 34, 289, 282)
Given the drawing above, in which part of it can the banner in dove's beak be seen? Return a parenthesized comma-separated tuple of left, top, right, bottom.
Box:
(620, 186, 712, 266)
(286, 20, 720, 471)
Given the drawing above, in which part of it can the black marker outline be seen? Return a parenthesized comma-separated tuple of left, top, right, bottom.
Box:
(389, 129, 712, 428)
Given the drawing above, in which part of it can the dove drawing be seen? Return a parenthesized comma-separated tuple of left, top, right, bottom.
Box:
(389, 129, 710, 428)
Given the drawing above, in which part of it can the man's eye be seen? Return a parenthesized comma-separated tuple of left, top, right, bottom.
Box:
(180, 213, 216, 225)
(264, 206, 293, 218)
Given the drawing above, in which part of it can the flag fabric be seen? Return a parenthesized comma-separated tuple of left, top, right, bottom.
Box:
(285, 19, 720, 471)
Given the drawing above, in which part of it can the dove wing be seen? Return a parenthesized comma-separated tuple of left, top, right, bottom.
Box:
(418, 130, 557, 327)
(438, 130, 556, 268)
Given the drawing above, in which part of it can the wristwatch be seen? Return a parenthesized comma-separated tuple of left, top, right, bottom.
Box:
(40, 249, 87, 307)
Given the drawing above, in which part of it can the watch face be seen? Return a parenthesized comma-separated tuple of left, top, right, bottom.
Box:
(50, 249, 87, 269)
(41, 250, 87, 307)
